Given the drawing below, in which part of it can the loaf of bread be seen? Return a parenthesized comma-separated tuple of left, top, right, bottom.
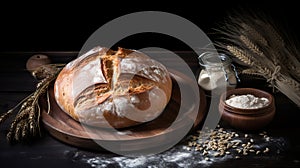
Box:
(54, 46, 172, 128)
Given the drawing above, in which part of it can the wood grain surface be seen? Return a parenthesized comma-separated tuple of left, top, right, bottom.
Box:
(1, 52, 300, 167)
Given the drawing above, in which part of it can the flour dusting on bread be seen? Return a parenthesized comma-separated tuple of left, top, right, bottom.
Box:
(54, 46, 172, 128)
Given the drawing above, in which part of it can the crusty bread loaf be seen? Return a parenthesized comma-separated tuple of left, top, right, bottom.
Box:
(54, 46, 172, 128)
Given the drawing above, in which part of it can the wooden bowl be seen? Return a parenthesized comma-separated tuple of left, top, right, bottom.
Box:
(219, 88, 275, 131)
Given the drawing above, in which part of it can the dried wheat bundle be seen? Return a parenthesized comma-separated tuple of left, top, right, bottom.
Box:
(0, 64, 64, 143)
(215, 12, 300, 107)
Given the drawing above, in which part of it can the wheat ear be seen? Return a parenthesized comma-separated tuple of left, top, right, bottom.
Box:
(241, 23, 268, 46)
(240, 35, 264, 57)
(242, 69, 264, 77)
(255, 20, 285, 50)
(227, 45, 254, 66)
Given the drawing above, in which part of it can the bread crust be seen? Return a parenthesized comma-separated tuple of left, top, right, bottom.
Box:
(54, 46, 172, 128)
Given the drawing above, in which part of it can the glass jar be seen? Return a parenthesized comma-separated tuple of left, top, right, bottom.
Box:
(198, 52, 240, 95)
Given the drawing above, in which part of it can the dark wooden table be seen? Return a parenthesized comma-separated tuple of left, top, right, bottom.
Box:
(0, 52, 299, 168)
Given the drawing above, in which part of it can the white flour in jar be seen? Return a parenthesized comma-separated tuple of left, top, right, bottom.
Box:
(198, 70, 237, 91)
(225, 94, 269, 109)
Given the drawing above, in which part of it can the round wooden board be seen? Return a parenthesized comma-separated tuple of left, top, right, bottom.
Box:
(41, 69, 207, 152)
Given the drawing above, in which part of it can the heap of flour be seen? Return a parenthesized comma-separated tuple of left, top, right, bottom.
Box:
(225, 94, 269, 109)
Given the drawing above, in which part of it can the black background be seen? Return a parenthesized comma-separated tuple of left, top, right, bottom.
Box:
(0, 1, 299, 52)
(1, 2, 300, 167)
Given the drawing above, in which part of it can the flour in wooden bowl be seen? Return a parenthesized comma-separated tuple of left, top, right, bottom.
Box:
(225, 94, 269, 109)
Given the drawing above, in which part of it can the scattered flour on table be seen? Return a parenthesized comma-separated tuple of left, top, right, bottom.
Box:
(78, 129, 288, 168)
(163, 152, 191, 162)
(225, 94, 269, 109)
(86, 150, 195, 168)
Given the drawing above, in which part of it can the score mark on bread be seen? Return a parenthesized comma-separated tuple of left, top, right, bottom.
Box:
(54, 47, 172, 129)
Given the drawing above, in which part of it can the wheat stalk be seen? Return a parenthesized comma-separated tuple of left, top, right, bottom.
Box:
(281, 76, 300, 91)
(282, 49, 300, 82)
(275, 75, 300, 105)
